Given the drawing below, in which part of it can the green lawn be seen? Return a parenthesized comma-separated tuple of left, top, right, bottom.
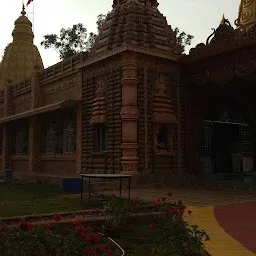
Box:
(0, 183, 97, 217)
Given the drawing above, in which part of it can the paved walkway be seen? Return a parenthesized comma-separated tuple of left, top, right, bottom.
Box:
(123, 187, 256, 256)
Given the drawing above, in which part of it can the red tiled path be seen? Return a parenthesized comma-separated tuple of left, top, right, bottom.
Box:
(214, 202, 256, 254)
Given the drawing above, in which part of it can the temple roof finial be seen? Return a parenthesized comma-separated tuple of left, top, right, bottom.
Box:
(220, 14, 226, 24)
(21, 3, 26, 16)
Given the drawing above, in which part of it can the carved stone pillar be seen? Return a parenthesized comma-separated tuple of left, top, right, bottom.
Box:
(28, 72, 40, 172)
(76, 105, 82, 174)
(2, 85, 11, 169)
(28, 117, 38, 172)
(120, 53, 139, 175)
(2, 125, 9, 168)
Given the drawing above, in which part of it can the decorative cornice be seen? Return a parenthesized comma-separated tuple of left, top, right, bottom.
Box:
(182, 21, 256, 64)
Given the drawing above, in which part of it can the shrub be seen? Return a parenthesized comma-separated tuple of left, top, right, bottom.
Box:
(0, 220, 119, 256)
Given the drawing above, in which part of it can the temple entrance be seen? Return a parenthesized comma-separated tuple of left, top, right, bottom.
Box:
(211, 121, 241, 174)
(199, 102, 254, 175)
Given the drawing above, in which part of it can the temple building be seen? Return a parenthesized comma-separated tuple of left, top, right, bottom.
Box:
(0, 0, 256, 185)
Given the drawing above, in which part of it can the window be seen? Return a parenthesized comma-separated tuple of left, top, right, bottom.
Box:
(157, 125, 169, 150)
(12, 126, 29, 155)
(154, 124, 174, 155)
(63, 120, 76, 153)
(95, 124, 107, 152)
(45, 122, 57, 154)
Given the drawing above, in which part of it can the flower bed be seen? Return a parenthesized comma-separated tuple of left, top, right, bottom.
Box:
(0, 194, 210, 255)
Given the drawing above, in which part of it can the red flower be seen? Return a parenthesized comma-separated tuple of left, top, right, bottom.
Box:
(152, 200, 158, 206)
(75, 225, 88, 235)
(162, 215, 167, 219)
(111, 193, 116, 197)
(157, 198, 161, 202)
(164, 208, 169, 213)
(0, 226, 8, 232)
(188, 210, 192, 215)
(130, 199, 134, 203)
(20, 221, 35, 230)
(44, 229, 49, 233)
(139, 236, 145, 241)
(52, 214, 61, 222)
(85, 236, 92, 243)
(107, 252, 113, 256)
(68, 234, 74, 237)
(180, 209, 185, 214)
(72, 219, 81, 226)
(149, 223, 154, 228)
(171, 208, 178, 214)
(14, 218, 22, 223)
(45, 223, 51, 229)
(104, 244, 110, 250)
(86, 246, 92, 252)
(89, 233, 100, 241)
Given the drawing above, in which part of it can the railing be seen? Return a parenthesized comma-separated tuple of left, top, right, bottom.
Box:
(37, 52, 88, 85)
(11, 79, 31, 97)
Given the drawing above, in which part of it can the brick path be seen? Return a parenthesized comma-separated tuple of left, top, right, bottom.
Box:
(116, 187, 256, 256)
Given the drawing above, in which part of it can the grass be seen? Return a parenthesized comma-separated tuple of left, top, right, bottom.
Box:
(0, 183, 101, 217)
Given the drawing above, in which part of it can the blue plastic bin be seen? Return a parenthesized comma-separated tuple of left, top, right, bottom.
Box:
(62, 178, 81, 194)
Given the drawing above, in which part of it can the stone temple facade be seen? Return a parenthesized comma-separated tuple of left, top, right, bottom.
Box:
(0, 0, 256, 185)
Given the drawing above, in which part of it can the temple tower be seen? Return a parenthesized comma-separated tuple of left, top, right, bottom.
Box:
(0, 5, 44, 89)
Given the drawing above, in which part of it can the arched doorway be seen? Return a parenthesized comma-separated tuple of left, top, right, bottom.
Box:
(199, 100, 254, 175)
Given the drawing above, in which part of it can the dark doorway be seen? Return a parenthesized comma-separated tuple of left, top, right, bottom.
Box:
(211, 122, 240, 173)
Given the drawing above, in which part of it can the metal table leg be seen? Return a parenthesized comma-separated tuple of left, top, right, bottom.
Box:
(80, 176, 83, 204)
(88, 178, 91, 206)
(120, 178, 122, 197)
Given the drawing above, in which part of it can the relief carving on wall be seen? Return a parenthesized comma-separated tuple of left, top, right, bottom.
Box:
(190, 47, 256, 86)
(43, 72, 82, 97)
(90, 78, 108, 124)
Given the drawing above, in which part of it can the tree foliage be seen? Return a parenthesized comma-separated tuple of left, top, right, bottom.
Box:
(40, 14, 106, 60)
(41, 14, 193, 60)
(171, 27, 194, 53)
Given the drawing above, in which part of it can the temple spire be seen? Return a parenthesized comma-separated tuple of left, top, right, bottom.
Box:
(21, 4, 26, 16)
(220, 14, 226, 24)
(237, 0, 256, 32)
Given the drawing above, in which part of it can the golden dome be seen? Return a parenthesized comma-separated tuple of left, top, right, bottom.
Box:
(0, 5, 44, 89)
(237, 0, 256, 32)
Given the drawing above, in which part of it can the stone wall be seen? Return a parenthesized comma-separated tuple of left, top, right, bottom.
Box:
(81, 66, 122, 174)
(136, 63, 186, 184)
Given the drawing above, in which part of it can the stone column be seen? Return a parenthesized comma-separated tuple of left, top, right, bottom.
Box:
(28, 73, 40, 172)
(120, 53, 139, 176)
(28, 117, 38, 172)
(2, 85, 11, 169)
(76, 105, 82, 174)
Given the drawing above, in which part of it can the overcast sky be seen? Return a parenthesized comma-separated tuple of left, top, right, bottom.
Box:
(0, 0, 241, 68)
